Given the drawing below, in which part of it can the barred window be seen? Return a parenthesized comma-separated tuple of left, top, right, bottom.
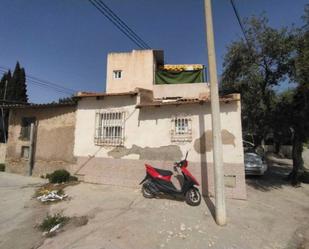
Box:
(171, 117, 192, 142)
(95, 111, 125, 146)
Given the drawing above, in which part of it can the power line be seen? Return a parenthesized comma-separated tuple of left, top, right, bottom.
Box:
(95, 0, 150, 49)
(88, 0, 150, 49)
(0, 68, 73, 95)
(230, 0, 252, 49)
(0, 66, 76, 95)
(88, 0, 146, 49)
(26, 77, 75, 95)
(0, 65, 76, 93)
(0, 68, 74, 96)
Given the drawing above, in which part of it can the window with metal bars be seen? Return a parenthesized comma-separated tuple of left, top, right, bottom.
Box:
(171, 117, 192, 142)
(94, 111, 125, 146)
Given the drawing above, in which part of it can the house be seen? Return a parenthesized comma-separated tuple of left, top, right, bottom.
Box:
(5, 102, 76, 176)
(73, 50, 246, 199)
(4, 49, 246, 199)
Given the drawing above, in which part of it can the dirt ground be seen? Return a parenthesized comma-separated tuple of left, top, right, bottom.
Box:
(0, 173, 48, 249)
(0, 159, 308, 249)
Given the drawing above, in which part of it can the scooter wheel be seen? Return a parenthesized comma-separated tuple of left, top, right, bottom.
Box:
(142, 183, 154, 198)
(185, 187, 201, 206)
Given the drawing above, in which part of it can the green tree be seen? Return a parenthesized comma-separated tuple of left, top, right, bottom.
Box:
(0, 62, 28, 142)
(286, 4, 309, 184)
(0, 70, 12, 99)
(8, 62, 28, 102)
(221, 15, 294, 144)
(222, 8, 309, 185)
(58, 96, 76, 104)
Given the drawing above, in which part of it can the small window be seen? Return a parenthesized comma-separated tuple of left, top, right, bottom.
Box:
(21, 146, 30, 159)
(94, 111, 125, 146)
(113, 70, 122, 79)
(20, 117, 36, 140)
(171, 116, 192, 142)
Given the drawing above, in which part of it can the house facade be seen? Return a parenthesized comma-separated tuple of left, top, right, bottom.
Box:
(73, 50, 246, 199)
(4, 49, 246, 199)
(5, 103, 76, 176)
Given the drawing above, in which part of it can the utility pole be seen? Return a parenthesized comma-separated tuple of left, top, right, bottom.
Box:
(1, 80, 8, 143)
(28, 123, 35, 176)
(203, 0, 226, 225)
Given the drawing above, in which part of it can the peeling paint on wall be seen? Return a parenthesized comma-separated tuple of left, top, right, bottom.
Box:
(194, 129, 236, 153)
(108, 144, 182, 161)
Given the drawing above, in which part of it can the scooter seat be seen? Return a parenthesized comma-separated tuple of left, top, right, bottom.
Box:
(154, 168, 173, 176)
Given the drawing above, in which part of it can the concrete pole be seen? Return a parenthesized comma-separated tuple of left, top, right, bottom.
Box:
(1, 80, 8, 143)
(28, 123, 35, 176)
(203, 0, 227, 225)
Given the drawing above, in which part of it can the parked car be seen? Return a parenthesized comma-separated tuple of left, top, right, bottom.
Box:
(244, 152, 267, 176)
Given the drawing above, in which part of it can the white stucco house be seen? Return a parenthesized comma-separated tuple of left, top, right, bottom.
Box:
(73, 49, 246, 199)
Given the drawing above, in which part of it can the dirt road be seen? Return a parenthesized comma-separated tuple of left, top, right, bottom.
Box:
(1, 164, 308, 249)
(42, 167, 309, 249)
(0, 172, 47, 249)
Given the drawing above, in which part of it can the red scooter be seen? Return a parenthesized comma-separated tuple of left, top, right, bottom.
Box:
(140, 152, 201, 206)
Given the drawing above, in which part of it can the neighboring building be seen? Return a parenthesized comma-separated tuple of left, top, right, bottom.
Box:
(73, 50, 246, 199)
(5, 102, 76, 176)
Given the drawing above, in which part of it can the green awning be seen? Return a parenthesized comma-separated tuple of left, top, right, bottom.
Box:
(155, 69, 205, 84)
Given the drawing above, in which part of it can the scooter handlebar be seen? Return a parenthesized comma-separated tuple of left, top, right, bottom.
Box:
(174, 160, 185, 168)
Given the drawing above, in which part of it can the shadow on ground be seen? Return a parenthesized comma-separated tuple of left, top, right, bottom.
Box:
(203, 196, 215, 220)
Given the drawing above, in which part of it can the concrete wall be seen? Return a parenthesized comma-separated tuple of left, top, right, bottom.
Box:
(6, 106, 77, 176)
(106, 50, 162, 93)
(73, 95, 246, 199)
(0, 143, 6, 164)
(105, 50, 211, 99)
(153, 83, 210, 99)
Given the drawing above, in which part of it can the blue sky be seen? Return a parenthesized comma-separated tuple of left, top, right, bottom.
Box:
(0, 0, 307, 103)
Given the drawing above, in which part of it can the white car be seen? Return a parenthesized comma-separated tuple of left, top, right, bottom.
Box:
(244, 152, 267, 176)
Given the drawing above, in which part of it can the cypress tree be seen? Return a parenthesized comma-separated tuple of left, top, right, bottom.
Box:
(0, 62, 28, 142)
(0, 70, 11, 100)
(9, 62, 28, 103)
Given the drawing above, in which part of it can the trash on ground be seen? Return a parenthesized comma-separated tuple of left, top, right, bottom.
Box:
(37, 190, 67, 202)
(49, 223, 61, 233)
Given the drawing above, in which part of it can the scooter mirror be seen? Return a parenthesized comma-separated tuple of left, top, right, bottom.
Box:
(185, 151, 188, 160)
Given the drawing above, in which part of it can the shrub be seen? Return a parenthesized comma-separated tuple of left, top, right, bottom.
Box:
(0, 164, 5, 172)
(69, 175, 78, 182)
(39, 213, 70, 232)
(46, 169, 78, 183)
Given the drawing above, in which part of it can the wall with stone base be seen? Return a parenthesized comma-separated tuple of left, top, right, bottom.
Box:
(74, 156, 246, 200)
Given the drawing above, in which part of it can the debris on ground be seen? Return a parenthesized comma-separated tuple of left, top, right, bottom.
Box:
(37, 190, 68, 202)
(48, 223, 61, 233)
(39, 213, 70, 236)
(39, 214, 88, 237)
(34, 182, 78, 203)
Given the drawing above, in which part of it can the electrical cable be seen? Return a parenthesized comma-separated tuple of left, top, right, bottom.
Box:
(0, 68, 74, 96)
(95, 0, 150, 49)
(230, 0, 252, 49)
(88, 0, 150, 49)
